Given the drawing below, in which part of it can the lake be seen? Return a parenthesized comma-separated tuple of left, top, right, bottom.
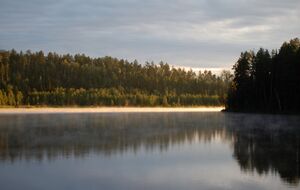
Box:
(0, 112, 299, 190)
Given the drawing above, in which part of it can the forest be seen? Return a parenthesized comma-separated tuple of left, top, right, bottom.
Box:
(0, 50, 231, 107)
(226, 38, 300, 113)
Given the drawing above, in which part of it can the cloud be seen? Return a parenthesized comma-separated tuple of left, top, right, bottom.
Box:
(0, 0, 299, 68)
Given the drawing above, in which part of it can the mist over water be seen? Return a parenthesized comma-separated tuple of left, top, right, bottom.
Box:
(0, 112, 299, 190)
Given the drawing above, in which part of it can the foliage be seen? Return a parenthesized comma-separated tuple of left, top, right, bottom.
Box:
(226, 38, 300, 112)
(0, 50, 231, 107)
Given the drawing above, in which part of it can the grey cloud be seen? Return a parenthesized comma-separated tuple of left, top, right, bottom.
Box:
(0, 0, 299, 68)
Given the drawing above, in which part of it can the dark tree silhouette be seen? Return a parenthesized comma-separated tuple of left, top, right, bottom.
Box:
(226, 38, 300, 113)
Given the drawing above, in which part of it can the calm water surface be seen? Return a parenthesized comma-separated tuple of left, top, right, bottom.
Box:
(0, 112, 299, 190)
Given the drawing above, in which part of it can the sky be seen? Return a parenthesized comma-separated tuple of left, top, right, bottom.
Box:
(0, 0, 299, 70)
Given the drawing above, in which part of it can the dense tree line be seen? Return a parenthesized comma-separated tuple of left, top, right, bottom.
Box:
(226, 38, 300, 112)
(0, 50, 231, 106)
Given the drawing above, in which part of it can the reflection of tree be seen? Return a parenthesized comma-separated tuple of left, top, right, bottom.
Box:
(0, 113, 227, 162)
(227, 113, 300, 185)
(1, 113, 300, 185)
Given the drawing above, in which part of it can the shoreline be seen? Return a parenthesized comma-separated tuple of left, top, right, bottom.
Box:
(0, 107, 224, 114)
(222, 109, 300, 115)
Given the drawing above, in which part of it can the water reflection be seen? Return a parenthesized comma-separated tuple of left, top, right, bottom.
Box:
(0, 113, 226, 161)
(226, 113, 300, 185)
(0, 112, 299, 186)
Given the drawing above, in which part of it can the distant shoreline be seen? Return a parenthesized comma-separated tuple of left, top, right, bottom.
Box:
(0, 107, 224, 114)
